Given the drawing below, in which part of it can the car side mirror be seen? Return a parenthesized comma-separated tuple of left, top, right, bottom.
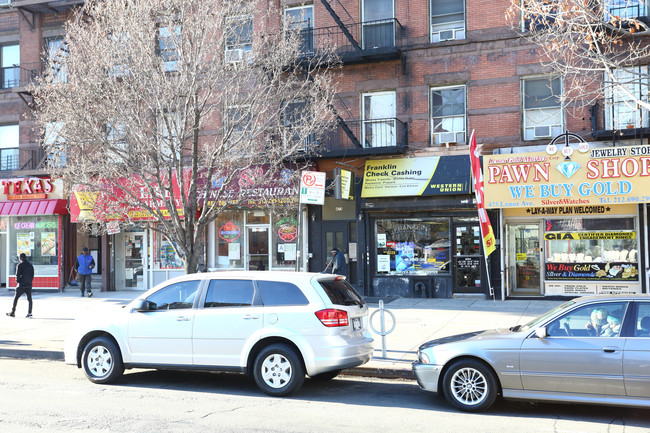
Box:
(132, 299, 151, 312)
(535, 327, 548, 338)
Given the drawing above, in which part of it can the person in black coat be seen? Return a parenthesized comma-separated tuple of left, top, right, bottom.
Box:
(7, 253, 35, 318)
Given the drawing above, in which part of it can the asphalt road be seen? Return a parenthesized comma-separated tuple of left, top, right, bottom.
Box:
(1, 358, 648, 433)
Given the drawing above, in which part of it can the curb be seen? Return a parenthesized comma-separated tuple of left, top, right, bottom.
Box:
(0, 348, 64, 361)
(0, 348, 415, 380)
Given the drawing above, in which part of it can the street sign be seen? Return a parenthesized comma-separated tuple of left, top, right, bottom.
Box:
(299, 171, 326, 205)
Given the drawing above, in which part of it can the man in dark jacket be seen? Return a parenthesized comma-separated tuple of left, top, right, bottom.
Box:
(325, 248, 347, 277)
(7, 253, 35, 318)
(75, 247, 95, 297)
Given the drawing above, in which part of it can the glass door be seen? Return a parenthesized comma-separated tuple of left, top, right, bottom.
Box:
(124, 232, 145, 289)
(453, 223, 483, 294)
(509, 224, 541, 295)
(248, 227, 269, 270)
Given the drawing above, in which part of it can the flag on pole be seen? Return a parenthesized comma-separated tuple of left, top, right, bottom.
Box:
(469, 130, 496, 257)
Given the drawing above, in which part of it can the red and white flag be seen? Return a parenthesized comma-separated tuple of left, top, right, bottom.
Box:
(469, 130, 496, 257)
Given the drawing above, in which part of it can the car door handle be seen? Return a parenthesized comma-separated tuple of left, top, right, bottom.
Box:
(242, 314, 259, 320)
(176, 316, 191, 322)
(602, 346, 619, 353)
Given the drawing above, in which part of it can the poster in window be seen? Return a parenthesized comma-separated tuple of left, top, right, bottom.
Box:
(17, 233, 32, 256)
(377, 234, 386, 248)
(284, 243, 297, 261)
(377, 255, 390, 272)
(125, 268, 134, 279)
(41, 232, 56, 256)
(228, 242, 241, 260)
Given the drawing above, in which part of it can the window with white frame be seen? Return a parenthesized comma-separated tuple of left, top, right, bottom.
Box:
(431, 0, 465, 43)
(284, 5, 314, 55)
(522, 77, 563, 140)
(362, 0, 395, 49)
(106, 121, 128, 163)
(45, 38, 67, 83)
(0, 124, 19, 170)
(362, 91, 396, 148)
(430, 85, 466, 145)
(604, 66, 649, 130)
(1, 44, 19, 89)
(159, 25, 181, 72)
(157, 110, 182, 160)
(44, 121, 67, 168)
(605, 0, 645, 21)
(225, 15, 253, 63)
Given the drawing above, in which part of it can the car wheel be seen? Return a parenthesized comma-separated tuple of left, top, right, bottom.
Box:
(253, 344, 305, 396)
(82, 336, 124, 384)
(311, 369, 342, 381)
(442, 359, 498, 412)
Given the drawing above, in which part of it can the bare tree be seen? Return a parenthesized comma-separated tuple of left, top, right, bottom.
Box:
(507, 0, 650, 120)
(32, 0, 338, 274)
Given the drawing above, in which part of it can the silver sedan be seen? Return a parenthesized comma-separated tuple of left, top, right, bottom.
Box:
(413, 295, 650, 412)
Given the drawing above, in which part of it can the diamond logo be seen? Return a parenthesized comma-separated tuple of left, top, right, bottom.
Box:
(556, 160, 581, 179)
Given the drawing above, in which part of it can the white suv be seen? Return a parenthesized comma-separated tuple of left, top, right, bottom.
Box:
(64, 271, 374, 396)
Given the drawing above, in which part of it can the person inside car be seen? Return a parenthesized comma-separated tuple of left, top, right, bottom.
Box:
(586, 308, 608, 336)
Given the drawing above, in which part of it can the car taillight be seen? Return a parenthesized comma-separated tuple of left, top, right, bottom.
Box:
(315, 309, 349, 327)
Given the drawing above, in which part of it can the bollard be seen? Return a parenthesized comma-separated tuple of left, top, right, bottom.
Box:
(369, 300, 396, 358)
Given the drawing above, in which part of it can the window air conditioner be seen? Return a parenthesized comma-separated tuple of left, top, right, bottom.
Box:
(226, 49, 243, 63)
(0, 0, 12, 7)
(438, 132, 457, 144)
(533, 125, 552, 139)
(438, 29, 456, 42)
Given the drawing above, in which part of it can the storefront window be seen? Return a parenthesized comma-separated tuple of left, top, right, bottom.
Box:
(215, 210, 245, 269)
(272, 215, 298, 269)
(153, 231, 183, 269)
(10, 216, 59, 276)
(545, 218, 639, 281)
(375, 218, 450, 275)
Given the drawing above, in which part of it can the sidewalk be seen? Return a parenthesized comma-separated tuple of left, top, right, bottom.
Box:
(0, 288, 563, 380)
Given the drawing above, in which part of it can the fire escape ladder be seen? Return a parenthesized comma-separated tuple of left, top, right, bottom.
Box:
(318, 0, 361, 51)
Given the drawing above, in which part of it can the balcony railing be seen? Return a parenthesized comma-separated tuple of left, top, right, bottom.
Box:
(1, 65, 20, 89)
(320, 118, 407, 155)
(0, 147, 45, 174)
(301, 19, 404, 62)
(16, 61, 44, 88)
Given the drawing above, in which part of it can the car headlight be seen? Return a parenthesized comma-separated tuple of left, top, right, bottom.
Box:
(419, 351, 430, 364)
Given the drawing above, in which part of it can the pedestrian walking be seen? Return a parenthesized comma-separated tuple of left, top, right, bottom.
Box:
(75, 247, 95, 297)
(6, 253, 35, 318)
(324, 248, 347, 277)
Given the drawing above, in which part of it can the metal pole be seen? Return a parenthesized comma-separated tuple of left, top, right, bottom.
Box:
(379, 300, 387, 358)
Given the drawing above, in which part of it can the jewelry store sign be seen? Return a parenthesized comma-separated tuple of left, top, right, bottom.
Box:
(484, 145, 650, 208)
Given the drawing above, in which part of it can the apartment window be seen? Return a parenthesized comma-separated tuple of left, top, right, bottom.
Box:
(157, 110, 182, 160)
(1, 44, 19, 89)
(109, 33, 130, 77)
(522, 77, 563, 140)
(106, 122, 128, 163)
(362, 91, 396, 148)
(45, 38, 67, 83)
(521, 0, 558, 31)
(0, 124, 19, 171)
(282, 100, 315, 151)
(362, 0, 395, 49)
(605, 66, 649, 130)
(606, 0, 645, 20)
(430, 85, 466, 145)
(285, 5, 314, 55)
(225, 15, 253, 63)
(159, 25, 181, 72)
(44, 122, 66, 168)
(431, 0, 465, 43)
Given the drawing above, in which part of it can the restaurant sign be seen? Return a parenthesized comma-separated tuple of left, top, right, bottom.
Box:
(484, 145, 650, 208)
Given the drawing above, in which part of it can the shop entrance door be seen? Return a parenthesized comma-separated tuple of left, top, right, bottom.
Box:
(322, 221, 357, 284)
(509, 224, 541, 296)
(247, 227, 269, 270)
(452, 223, 484, 294)
(124, 232, 146, 290)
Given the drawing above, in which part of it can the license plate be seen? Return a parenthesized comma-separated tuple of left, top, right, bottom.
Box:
(352, 317, 362, 331)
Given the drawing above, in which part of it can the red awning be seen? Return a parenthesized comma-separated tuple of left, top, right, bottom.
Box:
(0, 199, 68, 216)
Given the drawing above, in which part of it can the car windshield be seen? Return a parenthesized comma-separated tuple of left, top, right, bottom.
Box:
(515, 300, 577, 332)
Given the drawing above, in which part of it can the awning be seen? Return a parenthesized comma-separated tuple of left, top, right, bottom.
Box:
(0, 199, 68, 216)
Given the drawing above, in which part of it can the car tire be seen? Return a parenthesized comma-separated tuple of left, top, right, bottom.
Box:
(310, 369, 342, 381)
(253, 344, 305, 396)
(442, 359, 498, 412)
(82, 336, 124, 384)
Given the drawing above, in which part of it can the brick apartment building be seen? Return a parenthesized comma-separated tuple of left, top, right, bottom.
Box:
(0, 0, 647, 298)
